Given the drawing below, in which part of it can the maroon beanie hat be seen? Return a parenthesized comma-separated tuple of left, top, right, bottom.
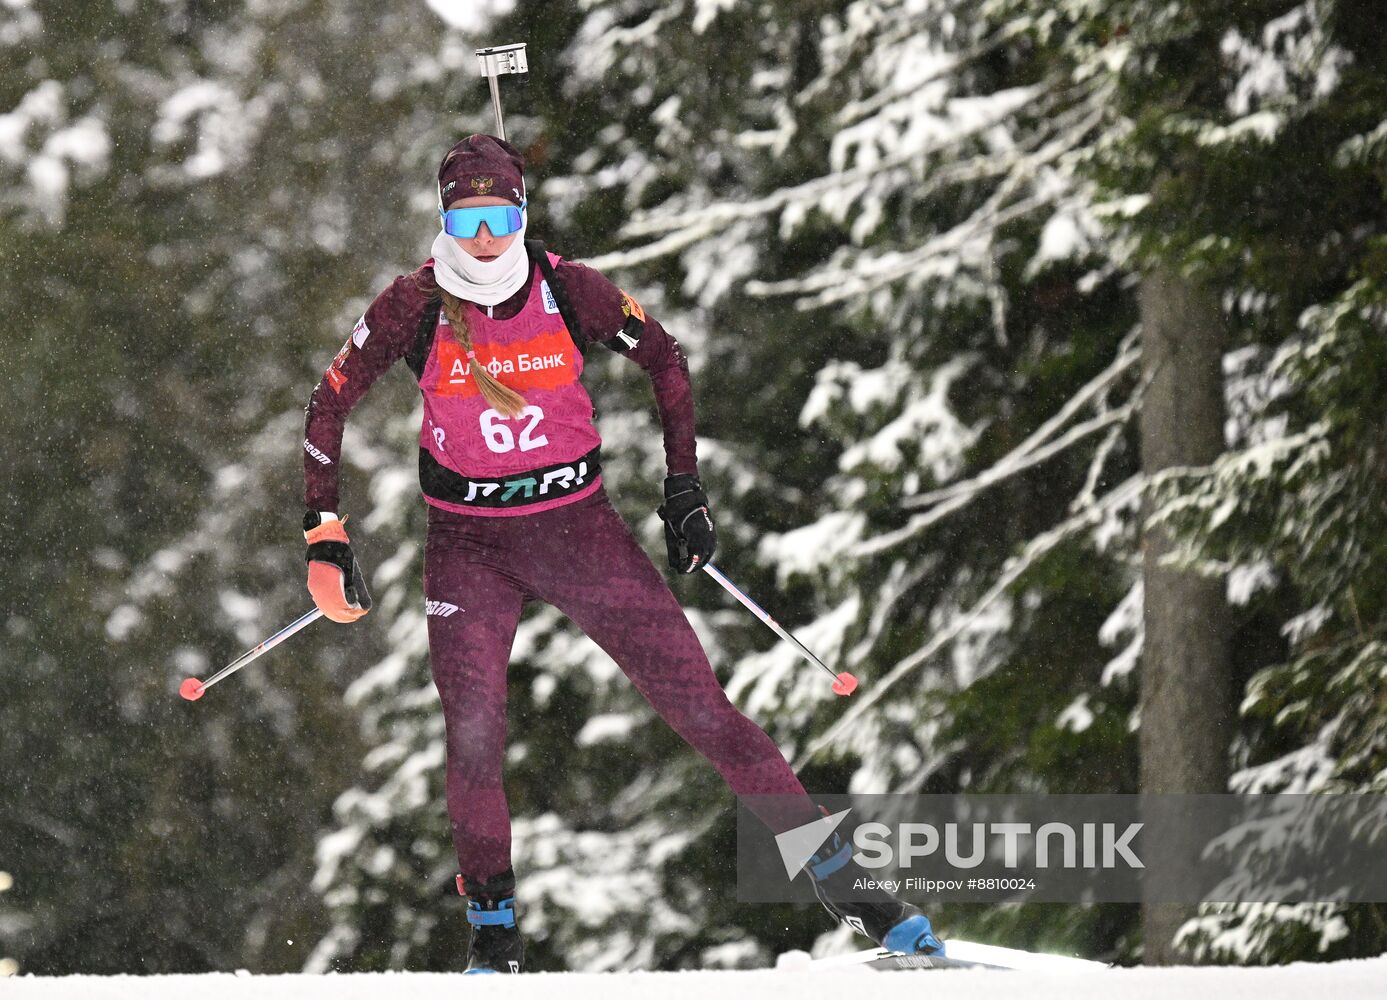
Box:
(437, 134, 527, 209)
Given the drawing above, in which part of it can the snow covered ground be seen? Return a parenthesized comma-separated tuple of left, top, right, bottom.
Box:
(3, 951, 1384, 999)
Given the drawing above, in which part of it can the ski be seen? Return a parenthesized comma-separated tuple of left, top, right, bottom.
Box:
(859, 948, 1010, 971)
(783, 942, 1109, 973)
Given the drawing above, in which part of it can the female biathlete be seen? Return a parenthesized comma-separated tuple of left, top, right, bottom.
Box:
(300, 134, 943, 973)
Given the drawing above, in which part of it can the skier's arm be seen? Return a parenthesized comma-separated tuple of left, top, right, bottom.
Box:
(303, 272, 427, 512)
(556, 261, 700, 479)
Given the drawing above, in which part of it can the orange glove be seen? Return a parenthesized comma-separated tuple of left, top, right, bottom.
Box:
(303, 512, 372, 623)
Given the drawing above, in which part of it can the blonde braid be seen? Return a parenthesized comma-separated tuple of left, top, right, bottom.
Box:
(437, 289, 527, 419)
(424, 148, 528, 418)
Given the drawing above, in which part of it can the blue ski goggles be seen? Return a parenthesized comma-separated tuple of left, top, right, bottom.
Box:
(438, 201, 526, 239)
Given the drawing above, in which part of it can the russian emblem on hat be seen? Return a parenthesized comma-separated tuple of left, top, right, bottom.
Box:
(437, 135, 526, 207)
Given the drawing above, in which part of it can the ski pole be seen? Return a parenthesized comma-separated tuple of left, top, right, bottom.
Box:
(179, 607, 324, 702)
(701, 563, 858, 697)
(475, 43, 528, 140)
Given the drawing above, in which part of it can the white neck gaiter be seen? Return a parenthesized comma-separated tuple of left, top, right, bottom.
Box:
(430, 216, 531, 307)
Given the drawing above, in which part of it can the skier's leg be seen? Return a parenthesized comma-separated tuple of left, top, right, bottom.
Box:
(424, 509, 527, 884)
(517, 489, 943, 955)
(528, 489, 819, 835)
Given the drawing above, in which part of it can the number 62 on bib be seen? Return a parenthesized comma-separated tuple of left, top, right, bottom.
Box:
(480, 406, 548, 454)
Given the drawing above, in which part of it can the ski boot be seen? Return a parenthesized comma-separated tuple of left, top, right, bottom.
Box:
(804, 822, 945, 956)
(457, 867, 525, 974)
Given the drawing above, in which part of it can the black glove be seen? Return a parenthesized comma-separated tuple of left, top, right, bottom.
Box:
(656, 474, 717, 574)
(303, 511, 372, 622)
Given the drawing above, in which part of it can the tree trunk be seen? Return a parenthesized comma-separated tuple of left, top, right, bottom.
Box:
(1138, 265, 1234, 965)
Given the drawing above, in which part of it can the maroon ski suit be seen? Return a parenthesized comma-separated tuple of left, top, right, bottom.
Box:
(304, 248, 817, 882)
